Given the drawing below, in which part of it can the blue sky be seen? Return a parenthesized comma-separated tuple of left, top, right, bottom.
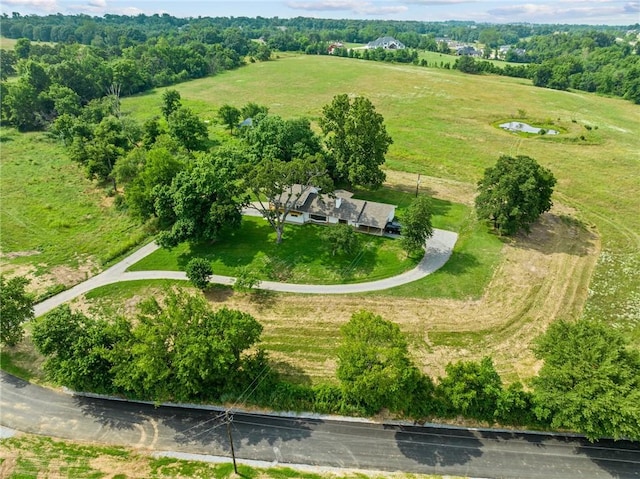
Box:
(1, 0, 639, 25)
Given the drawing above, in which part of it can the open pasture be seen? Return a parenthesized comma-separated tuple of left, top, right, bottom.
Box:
(118, 54, 638, 381)
(2, 53, 636, 387)
(122, 54, 638, 334)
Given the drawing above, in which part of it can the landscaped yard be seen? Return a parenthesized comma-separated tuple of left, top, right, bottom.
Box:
(128, 215, 419, 284)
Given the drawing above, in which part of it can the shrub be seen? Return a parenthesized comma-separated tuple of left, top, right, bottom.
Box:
(185, 258, 213, 290)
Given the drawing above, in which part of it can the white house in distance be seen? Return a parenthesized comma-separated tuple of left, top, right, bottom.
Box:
(366, 36, 406, 50)
(275, 185, 396, 235)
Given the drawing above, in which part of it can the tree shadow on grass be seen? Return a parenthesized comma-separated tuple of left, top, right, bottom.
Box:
(436, 251, 480, 276)
(269, 360, 313, 387)
(203, 284, 234, 303)
(175, 220, 274, 270)
(510, 212, 598, 257)
(242, 289, 278, 310)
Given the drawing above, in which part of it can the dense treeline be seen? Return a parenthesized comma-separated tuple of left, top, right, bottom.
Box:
(30, 295, 640, 441)
(0, 22, 268, 131)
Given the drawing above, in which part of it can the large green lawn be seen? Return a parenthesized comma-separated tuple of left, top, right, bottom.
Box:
(121, 53, 639, 335)
(129, 215, 419, 284)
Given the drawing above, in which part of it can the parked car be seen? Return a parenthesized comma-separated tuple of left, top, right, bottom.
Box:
(385, 221, 402, 234)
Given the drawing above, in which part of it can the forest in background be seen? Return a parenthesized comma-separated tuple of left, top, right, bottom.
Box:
(1, 13, 639, 132)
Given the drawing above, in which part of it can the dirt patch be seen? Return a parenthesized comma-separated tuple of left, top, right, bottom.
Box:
(0, 250, 40, 259)
(384, 170, 476, 206)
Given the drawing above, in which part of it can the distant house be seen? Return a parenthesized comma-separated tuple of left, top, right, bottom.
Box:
(456, 45, 480, 56)
(366, 36, 406, 50)
(328, 42, 344, 54)
(274, 186, 396, 235)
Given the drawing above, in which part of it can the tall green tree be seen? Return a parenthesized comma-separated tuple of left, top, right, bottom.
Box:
(185, 258, 213, 290)
(167, 107, 208, 152)
(110, 289, 264, 402)
(320, 94, 392, 189)
(154, 154, 244, 248)
(532, 320, 640, 441)
(217, 104, 241, 133)
(243, 114, 323, 162)
(475, 155, 556, 235)
(245, 155, 331, 244)
(337, 310, 422, 414)
(400, 195, 434, 256)
(0, 276, 34, 346)
(117, 146, 186, 221)
(437, 357, 503, 422)
(31, 305, 121, 393)
(161, 89, 181, 120)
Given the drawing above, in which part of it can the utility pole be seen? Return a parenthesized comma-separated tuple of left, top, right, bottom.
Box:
(225, 411, 238, 474)
(415, 173, 421, 197)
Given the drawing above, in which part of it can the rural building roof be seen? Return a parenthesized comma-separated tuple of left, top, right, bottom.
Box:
(302, 191, 395, 229)
(366, 36, 406, 49)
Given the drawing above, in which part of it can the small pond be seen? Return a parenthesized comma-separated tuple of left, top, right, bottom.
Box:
(499, 121, 558, 135)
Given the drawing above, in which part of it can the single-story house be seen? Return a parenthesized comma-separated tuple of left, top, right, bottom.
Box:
(274, 186, 396, 235)
(366, 36, 406, 50)
(456, 45, 480, 56)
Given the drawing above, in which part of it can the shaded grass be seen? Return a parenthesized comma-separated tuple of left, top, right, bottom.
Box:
(128, 216, 418, 285)
(0, 350, 35, 382)
(0, 432, 452, 479)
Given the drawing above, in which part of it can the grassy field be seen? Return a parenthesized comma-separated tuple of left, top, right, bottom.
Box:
(0, 128, 151, 296)
(2, 52, 637, 388)
(0, 36, 55, 49)
(120, 54, 639, 340)
(0, 432, 452, 479)
(416, 50, 525, 69)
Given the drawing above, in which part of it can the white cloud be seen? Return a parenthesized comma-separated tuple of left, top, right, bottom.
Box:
(1, 0, 58, 11)
(287, 0, 407, 15)
(402, 0, 478, 5)
(486, 1, 640, 21)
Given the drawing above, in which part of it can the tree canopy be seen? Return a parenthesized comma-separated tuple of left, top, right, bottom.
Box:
(154, 154, 244, 248)
(0, 276, 34, 346)
(400, 195, 434, 256)
(320, 94, 392, 189)
(532, 320, 640, 441)
(242, 113, 324, 163)
(110, 290, 264, 402)
(475, 155, 556, 235)
(245, 155, 332, 244)
(337, 310, 421, 414)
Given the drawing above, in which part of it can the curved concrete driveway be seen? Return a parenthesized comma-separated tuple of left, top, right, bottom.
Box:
(34, 229, 457, 317)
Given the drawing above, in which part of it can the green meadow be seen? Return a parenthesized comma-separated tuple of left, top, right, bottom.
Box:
(0, 129, 150, 279)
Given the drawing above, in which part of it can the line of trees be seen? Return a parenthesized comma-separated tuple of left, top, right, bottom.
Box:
(22, 295, 640, 441)
(47, 89, 394, 249)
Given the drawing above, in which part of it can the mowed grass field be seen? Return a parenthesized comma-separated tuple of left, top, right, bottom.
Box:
(119, 54, 639, 383)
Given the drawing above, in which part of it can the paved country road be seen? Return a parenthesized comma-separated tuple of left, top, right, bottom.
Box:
(34, 229, 458, 317)
(1, 372, 639, 479)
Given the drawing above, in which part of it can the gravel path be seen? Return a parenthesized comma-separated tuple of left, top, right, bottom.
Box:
(34, 229, 457, 317)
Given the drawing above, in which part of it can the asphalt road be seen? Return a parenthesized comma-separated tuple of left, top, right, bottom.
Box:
(1, 372, 638, 478)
